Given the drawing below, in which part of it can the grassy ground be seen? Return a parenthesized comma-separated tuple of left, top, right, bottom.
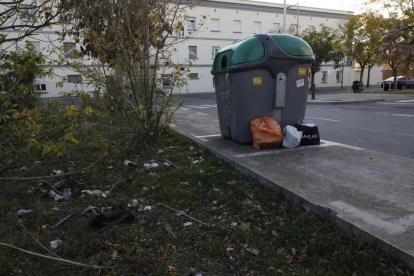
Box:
(0, 128, 412, 276)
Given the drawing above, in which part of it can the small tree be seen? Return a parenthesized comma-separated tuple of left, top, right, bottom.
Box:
(300, 25, 336, 96)
(57, 0, 204, 147)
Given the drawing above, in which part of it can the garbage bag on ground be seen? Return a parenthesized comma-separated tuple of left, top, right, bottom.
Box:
(282, 125, 302, 149)
(250, 117, 283, 150)
(89, 204, 134, 229)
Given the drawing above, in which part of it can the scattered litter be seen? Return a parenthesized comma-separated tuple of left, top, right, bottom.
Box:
(53, 170, 64, 175)
(164, 162, 170, 167)
(124, 160, 130, 166)
(111, 250, 118, 259)
(226, 248, 234, 251)
(20, 166, 27, 171)
(50, 240, 62, 249)
(127, 161, 140, 168)
(213, 188, 220, 192)
(41, 225, 47, 230)
(272, 230, 278, 236)
(128, 175, 133, 181)
(212, 200, 218, 204)
(131, 199, 138, 207)
(189, 146, 194, 151)
(301, 205, 311, 216)
(138, 205, 145, 212)
(63, 188, 72, 201)
(104, 191, 110, 196)
(200, 189, 204, 193)
(183, 222, 193, 227)
(34, 161, 41, 164)
(16, 209, 32, 216)
(26, 190, 33, 194)
(107, 165, 113, 169)
(51, 214, 73, 229)
(144, 206, 152, 211)
(244, 198, 253, 205)
(165, 159, 181, 169)
(144, 163, 159, 169)
(89, 204, 134, 229)
(199, 170, 204, 174)
(192, 160, 203, 164)
(82, 206, 98, 215)
(142, 187, 149, 192)
(180, 182, 189, 185)
(49, 190, 63, 201)
(51, 207, 60, 211)
(246, 248, 260, 256)
(81, 190, 107, 198)
(157, 150, 164, 154)
(231, 222, 238, 227)
(196, 274, 202, 276)
(78, 194, 85, 199)
(176, 210, 185, 216)
(228, 181, 236, 185)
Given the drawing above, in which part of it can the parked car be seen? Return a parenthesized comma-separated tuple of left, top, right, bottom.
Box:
(352, 80, 363, 92)
(381, 76, 408, 90)
(404, 76, 414, 89)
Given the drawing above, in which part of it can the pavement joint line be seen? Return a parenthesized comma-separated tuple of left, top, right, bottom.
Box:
(329, 200, 414, 235)
(190, 133, 208, 141)
(195, 134, 222, 138)
(392, 114, 414, 117)
(305, 116, 339, 122)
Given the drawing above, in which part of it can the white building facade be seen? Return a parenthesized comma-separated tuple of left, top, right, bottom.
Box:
(0, 0, 384, 98)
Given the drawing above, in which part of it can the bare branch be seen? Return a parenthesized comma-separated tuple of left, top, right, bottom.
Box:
(0, 242, 105, 269)
(0, 153, 108, 181)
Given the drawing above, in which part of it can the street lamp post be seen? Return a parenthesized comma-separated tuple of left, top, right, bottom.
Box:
(283, 1, 299, 35)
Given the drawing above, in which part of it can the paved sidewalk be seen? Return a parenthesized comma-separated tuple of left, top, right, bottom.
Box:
(308, 87, 414, 104)
(171, 99, 414, 270)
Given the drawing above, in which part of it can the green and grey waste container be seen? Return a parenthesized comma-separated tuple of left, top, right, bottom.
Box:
(211, 34, 315, 144)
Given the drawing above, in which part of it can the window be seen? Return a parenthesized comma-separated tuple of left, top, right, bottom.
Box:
(336, 71, 342, 82)
(189, 73, 198, 79)
(36, 77, 46, 91)
(254, 22, 261, 34)
(23, 7, 36, 21)
(67, 74, 82, 83)
(32, 42, 40, 52)
(272, 23, 281, 34)
(322, 71, 328, 82)
(211, 19, 220, 31)
(162, 74, 170, 88)
(233, 20, 241, 32)
(160, 49, 169, 59)
(212, 46, 220, 58)
(187, 18, 195, 30)
(64, 42, 76, 58)
(189, 46, 197, 59)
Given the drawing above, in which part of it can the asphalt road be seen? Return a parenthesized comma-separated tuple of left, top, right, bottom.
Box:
(174, 94, 414, 160)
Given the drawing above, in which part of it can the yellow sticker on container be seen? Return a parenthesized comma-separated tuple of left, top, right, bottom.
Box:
(298, 68, 306, 75)
(253, 77, 262, 85)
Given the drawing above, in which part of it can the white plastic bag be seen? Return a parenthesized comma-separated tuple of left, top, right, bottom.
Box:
(283, 125, 302, 149)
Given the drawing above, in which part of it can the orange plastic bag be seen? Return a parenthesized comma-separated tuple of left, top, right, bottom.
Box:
(251, 117, 283, 150)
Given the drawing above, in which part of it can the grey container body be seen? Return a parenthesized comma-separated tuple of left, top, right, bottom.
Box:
(215, 65, 309, 144)
(212, 34, 314, 144)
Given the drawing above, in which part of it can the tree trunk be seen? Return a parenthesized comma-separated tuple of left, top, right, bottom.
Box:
(367, 65, 372, 87)
(393, 68, 397, 90)
(359, 66, 365, 92)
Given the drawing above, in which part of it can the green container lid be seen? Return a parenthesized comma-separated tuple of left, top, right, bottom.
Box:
(212, 36, 265, 72)
(269, 34, 313, 56)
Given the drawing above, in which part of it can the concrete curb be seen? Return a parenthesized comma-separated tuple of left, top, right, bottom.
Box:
(307, 99, 385, 105)
(178, 131, 414, 270)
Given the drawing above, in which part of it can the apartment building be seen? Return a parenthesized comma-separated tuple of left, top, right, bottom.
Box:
(171, 0, 383, 94)
(0, 0, 383, 98)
